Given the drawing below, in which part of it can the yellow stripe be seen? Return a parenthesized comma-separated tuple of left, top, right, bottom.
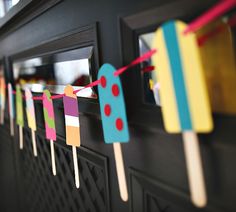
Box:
(176, 21, 213, 132)
(152, 28, 180, 132)
(26, 111, 36, 131)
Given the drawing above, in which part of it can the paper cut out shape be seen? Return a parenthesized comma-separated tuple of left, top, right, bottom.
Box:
(25, 88, 37, 157)
(63, 85, 80, 188)
(63, 85, 80, 147)
(43, 90, 57, 175)
(97, 63, 129, 202)
(8, 83, 14, 136)
(152, 20, 212, 207)
(197, 21, 236, 114)
(0, 77, 6, 124)
(43, 90, 56, 140)
(97, 63, 129, 144)
(16, 85, 24, 149)
(152, 20, 212, 133)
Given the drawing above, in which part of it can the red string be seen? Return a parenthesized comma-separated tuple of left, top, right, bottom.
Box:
(114, 49, 157, 76)
(32, 96, 44, 100)
(51, 93, 65, 99)
(9, 49, 156, 101)
(198, 14, 236, 46)
(142, 66, 155, 73)
(228, 13, 236, 26)
(73, 79, 101, 94)
(12, 90, 16, 94)
(198, 24, 225, 46)
(184, 0, 236, 34)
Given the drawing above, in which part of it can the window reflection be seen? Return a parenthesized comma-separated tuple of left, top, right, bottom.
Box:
(139, 32, 161, 106)
(13, 46, 97, 99)
(0, 0, 20, 17)
(139, 18, 236, 109)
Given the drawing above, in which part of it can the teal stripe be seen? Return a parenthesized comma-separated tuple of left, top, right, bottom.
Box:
(163, 21, 192, 130)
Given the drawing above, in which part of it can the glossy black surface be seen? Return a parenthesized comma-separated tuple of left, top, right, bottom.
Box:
(0, 0, 236, 212)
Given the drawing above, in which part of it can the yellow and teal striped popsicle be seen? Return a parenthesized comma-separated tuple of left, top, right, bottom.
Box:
(152, 20, 213, 208)
(152, 20, 213, 133)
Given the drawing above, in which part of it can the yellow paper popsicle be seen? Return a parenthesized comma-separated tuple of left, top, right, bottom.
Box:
(197, 21, 236, 114)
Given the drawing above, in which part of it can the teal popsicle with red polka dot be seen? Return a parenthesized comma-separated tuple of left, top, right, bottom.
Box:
(98, 63, 129, 144)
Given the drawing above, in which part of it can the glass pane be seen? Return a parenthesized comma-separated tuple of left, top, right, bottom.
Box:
(13, 46, 97, 99)
(139, 32, 161, 106)
(0, 0, 20, 18)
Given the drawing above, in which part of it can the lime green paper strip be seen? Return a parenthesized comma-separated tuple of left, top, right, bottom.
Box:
(16, 85, 24, 126)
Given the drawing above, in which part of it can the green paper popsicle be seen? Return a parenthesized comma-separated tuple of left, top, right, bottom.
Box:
(16, 85, 24, 149)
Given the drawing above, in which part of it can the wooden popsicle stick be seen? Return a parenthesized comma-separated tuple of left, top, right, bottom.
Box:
(10, 118, 14, 136)
(0, 109, 4, 124)
(182, 131, 207, 208)
(31, 129, 37, 157)
(19, 126, 23, 149)
(113, 142, 128, 202)
(72, 146, 80, 188)
(50, 139, 56, 176)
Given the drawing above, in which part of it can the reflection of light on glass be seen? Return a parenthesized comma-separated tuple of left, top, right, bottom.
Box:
(13, 57, 42, 79)
(54, 59, 89, 84)
(12, 0, 20, 6)
(153, 82, 161, 106)
(0, 0, 20, 16)
(0, 1, 5, 18)
(139, 32, 159, 105)
(23, 83, 44, 93)
(31, 84, 44, 93)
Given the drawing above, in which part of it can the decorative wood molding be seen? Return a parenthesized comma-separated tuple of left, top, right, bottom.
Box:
(0, 0, 62, 37)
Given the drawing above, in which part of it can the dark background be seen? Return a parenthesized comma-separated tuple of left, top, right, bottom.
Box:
(0, 0, 236, 212)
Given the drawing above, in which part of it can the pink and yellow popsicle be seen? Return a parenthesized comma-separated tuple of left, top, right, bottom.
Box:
(25, 88, 37, 157)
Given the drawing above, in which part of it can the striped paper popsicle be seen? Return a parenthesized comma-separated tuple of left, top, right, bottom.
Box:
(43, 90, 56, 141)
(63, 85, 80, 188)
(63, 85, 80, 147)
(25, 88, 37, 157)
(152, 20, 213, 207)
(97, 63, 129, 201)
(152, 20, 212, 133)
(8, 83, 15, 136)
(0, 77, 6, 124)
(16, 85, 24, 149)
(43, 90, 57, 175)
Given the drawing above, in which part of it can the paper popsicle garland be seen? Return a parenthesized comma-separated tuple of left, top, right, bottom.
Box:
(0, 77, 6, 124)
(197, 21, 236, 114)
(63, 85, 80, 188)
(16, 85, 24, 149)
(25, 88, 37, 157)
(98, 63, 129, 202)
(8, 83, 15, 136)
(152, 20, 213, 207)
(43, 90, 57, 175)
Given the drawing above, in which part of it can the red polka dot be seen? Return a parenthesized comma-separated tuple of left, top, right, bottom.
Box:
(104, 104, 111, 116)
(112, 84, 119, 96)
(101, 76, 106, 88)
(116, 118, 123, 131)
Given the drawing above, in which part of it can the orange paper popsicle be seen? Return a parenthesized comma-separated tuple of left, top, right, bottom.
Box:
(63, 85, 80, 188)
